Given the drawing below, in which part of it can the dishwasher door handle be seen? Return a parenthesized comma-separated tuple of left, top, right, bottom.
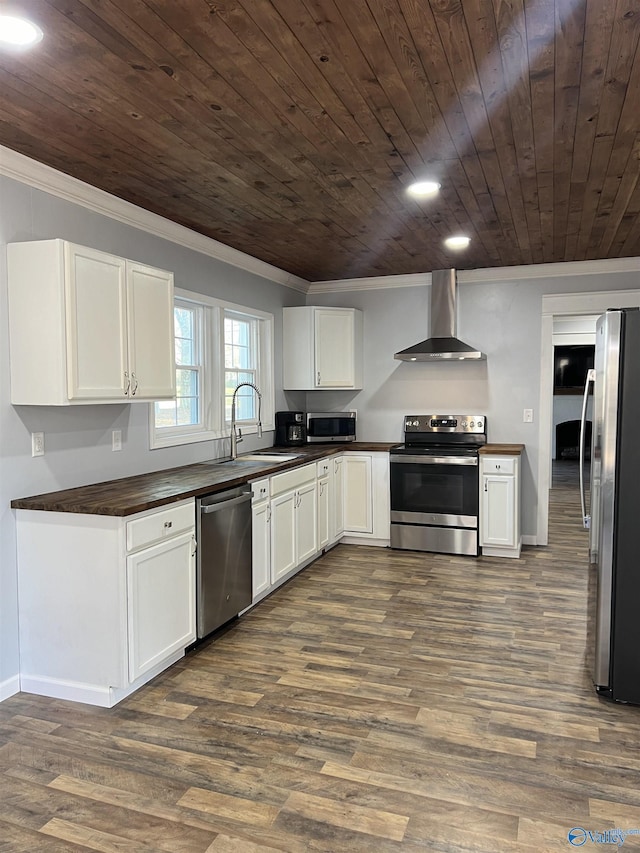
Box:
(200, 491, 253, 513)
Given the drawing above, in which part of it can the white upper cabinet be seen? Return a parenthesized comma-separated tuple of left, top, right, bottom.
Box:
(283, 306, 363, 390)
(7, 239, 176, 405)
(65, 245, 128, 400)
(125, 261, 176, 400)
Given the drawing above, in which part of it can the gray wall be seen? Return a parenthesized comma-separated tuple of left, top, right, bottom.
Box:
(0, 175, 305, 693)
(307, 271, 640, 541)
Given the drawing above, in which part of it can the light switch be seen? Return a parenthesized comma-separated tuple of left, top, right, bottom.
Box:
(523, 409, 534, 423)
(112, 429, 122, 451)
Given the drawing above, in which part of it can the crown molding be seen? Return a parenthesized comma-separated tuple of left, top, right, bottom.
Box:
(309, 272, 431, 292)
(309, 257, 640, 293)
(0, 145, 309, 294)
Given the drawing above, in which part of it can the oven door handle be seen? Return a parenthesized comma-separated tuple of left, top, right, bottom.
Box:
(390, 455, 478, 466)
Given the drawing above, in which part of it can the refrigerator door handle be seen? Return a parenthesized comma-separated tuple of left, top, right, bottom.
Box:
(580, 368, 596, 529)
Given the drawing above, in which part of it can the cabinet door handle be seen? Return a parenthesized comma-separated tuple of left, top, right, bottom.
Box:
(191, 534, 197, 556)
(484, 481, 488, 492)
(267, 506, 271, 522)
(317, 371, 321, 385)
(131, 372, 138, 396)
(124, 371, 130, 396)
(163, 520, 173, 529)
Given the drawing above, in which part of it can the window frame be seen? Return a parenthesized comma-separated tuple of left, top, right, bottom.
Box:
(149, 289, 274, 450)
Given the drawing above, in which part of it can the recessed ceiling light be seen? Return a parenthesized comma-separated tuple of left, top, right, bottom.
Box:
(0, 15, 43, 48)
(406, 181, 441, 198)
(444, 235, 471, 250)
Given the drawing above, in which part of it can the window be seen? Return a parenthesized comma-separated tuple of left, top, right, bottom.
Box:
(154, 301, 202, 432)
(150, 290, 273, 449)
(224, 311, 259, 425)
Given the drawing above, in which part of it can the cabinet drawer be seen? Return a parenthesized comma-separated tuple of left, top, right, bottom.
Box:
(251, 478, 270, 503)
(270, 462, 316, 497)
(482, 457, 515, 475)
(126, 500, 195, 553)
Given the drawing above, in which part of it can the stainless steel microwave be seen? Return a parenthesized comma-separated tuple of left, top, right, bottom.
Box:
(306, 411, 356, 443)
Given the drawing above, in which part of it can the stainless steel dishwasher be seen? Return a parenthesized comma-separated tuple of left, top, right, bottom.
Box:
(196, 486, 253, 639)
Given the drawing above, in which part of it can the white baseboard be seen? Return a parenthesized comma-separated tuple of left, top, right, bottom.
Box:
(0, 674, 20, 702)
(20, 674, 115, 707)
(341, 536, 390, 548)
(19, 650, 185, 708)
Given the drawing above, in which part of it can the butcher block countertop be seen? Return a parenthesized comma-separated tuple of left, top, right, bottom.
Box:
(11, 443, 396, 517)
(479, 443, 525, 455)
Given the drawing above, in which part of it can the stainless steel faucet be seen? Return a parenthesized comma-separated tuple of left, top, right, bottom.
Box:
(230, 382, 262, 460)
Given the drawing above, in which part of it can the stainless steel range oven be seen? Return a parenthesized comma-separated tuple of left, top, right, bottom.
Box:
(390, 415, 487, 556)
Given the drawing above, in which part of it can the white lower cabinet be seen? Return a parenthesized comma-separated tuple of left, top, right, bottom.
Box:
(296, 479, 318, 563)
(480, 455, 521, 558)
(16, 499, 196, 707)
(317, 475, 330, 549)
(251, 464, 318, 601)
(343, 454, 373, 533)
(271, 489, 299, 581)
(316, 459, 332, 549)
(332, 455, 345, 542)
(127, 531, 196, 682)
(249, 452, 390, 606)
(342, 452, 390, 544)
(251, 478, 271, 601)
(270, 464, 318, 582)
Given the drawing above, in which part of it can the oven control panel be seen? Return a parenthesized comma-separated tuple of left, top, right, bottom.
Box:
(404, 415, 486, 434)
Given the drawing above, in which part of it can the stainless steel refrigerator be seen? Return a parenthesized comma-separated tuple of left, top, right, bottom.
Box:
(580, 307, 640, 704)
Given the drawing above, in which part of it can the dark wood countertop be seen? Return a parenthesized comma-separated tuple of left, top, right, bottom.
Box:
(479, 443, 525, 455)
(11, 443, 396, 517)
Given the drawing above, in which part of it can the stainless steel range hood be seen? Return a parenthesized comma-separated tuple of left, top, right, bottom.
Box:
(394, 268, 486, 361)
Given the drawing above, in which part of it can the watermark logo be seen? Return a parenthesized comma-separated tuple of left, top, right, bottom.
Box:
(567, 827, 640, 847)
(568, 828, 588, 847)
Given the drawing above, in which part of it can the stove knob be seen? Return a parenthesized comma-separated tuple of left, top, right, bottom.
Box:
(477, 419, 483, 429)
(405, 420, 412, 428)
(469, 420, 475, 428)
(462, 420, 468, 428)
(413, 419, 420, 426)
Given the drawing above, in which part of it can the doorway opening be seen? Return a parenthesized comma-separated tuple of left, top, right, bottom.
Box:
(537, 289, 640, 546)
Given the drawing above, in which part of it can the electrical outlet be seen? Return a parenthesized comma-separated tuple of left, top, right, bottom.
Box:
(31, 432, 44, 457)
(523, 409, 534, 423)
(112, 429, 122, 451)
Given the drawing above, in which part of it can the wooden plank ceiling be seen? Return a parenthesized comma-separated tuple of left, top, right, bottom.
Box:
(1, 0, 640, 282)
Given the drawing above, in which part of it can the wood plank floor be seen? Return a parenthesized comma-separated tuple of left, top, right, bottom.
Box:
(3, 471, 640, 852)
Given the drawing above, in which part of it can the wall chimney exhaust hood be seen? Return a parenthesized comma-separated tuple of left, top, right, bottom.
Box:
(394, 268, 486, 361)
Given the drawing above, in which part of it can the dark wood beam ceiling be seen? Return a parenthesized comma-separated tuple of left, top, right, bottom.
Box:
(1, 0, 639, 281)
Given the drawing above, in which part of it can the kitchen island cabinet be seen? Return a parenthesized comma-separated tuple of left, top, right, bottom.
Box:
(16, 499, 196, 707)
(7, 239, 175, 404)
